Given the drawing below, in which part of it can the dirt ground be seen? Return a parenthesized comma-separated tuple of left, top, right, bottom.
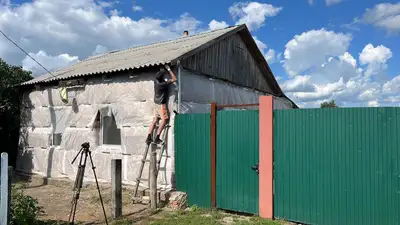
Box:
(18, 177, 152, 224)
(15, 175, 295, 225)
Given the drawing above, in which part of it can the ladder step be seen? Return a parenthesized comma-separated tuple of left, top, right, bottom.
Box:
(136, 178, 148, 183)
(143, 159, 163, 164)
(133, 124, 170, 200)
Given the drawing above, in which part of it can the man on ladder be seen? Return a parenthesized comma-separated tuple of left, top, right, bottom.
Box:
(145, 64, 177, 145)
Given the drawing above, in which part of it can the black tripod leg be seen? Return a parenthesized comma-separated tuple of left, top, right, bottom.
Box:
(70, 192, 80, 225)
(69, 149, 85, 224)
(68, 196, 76, 223)
(88, 151, 109, 225)
(69, 149, 88, 225)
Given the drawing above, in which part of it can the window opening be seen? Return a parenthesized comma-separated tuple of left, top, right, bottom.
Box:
(101, 113, 121, 145)
(52, 133, 62, 146)
(51, 108, 67, 146)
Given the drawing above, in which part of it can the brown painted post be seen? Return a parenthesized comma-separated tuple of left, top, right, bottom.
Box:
(259, 96, 274, 219)
(210, 102, 217, 208)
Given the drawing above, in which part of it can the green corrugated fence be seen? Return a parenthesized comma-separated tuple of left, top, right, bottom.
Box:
(174, 113, 211, 208)
(274, 107, 400, 225)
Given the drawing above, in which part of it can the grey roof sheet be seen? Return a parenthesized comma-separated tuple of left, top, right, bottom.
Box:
(21, 25, 240, 86)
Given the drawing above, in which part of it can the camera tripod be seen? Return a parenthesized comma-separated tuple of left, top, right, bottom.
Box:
(68, 142, 108, 225)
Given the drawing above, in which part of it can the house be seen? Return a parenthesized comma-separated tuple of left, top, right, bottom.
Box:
(16, 24, 296, 189)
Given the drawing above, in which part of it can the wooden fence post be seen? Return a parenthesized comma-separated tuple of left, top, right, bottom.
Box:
(149, 143, 157, 210)
(111, 159, 122, 219)
(1, 152, 10, 225)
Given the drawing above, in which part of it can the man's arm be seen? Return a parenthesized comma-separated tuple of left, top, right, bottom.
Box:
(165, 65, 177, 84)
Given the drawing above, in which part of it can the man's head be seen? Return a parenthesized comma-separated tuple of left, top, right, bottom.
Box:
(156, 67, 166, 81)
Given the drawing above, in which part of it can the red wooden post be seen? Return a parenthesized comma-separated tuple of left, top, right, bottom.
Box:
(210, 102, 217, 208)
(259, 96, 274, 219)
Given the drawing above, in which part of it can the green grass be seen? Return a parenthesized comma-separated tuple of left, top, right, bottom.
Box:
(36, 206, 285, 225)
(111, 207, 284, 225)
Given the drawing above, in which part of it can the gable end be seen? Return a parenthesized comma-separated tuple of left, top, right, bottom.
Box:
(180, 31, 281, 95)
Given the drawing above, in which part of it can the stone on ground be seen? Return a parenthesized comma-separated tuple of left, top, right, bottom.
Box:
(167, 191, 188, 210)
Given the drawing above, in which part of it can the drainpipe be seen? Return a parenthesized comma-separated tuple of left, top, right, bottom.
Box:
(177, 60, 182, 113)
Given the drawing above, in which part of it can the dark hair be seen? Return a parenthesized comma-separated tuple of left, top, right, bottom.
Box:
(156, 67, 165, 80)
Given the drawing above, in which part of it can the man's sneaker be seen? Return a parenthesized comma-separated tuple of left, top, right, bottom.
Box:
(145, 134, 152, 145)
(154, 136, 163, 145)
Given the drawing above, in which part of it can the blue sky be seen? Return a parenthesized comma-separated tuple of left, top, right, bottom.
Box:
(0, 0, 400, 107)
(111, 0, 400, 80)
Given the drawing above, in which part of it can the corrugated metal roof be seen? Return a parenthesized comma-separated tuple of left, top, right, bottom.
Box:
(21, 25, 241, 86)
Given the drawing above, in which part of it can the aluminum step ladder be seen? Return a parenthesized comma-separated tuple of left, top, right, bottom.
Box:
(132, 123, 170, 203)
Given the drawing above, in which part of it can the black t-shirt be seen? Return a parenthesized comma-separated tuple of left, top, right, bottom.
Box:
(154, 79, 169, 104)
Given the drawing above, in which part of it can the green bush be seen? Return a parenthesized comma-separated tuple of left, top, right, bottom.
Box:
(10, 184, 44, 225)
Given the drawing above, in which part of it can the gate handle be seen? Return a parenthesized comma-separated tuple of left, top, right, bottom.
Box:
(251, 163, 259, 175)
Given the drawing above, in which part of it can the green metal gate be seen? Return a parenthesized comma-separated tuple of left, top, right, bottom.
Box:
(216, 110, 259, 214)
(274, 107, 400, 225)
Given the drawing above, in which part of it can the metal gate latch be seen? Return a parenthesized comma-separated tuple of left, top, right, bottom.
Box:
(251, 163, 259, 174)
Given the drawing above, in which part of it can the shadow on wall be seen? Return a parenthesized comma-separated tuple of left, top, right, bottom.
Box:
(47, 88, 56, 181)
(15, 92, 34, 181)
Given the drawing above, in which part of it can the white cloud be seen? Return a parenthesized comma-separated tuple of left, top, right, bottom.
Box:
(383, 96, 400, 103)
(92, 44, 108, 56)
(307, 0, 342, 7)
(292, 78, 345, 102)
(0, 0, 203, 76)
(253, 36, 267, 51)
(359, 43, 392, 79)
(208, 20, 229, 30)
(339, 52, 356, 67)
(264, 49, 276, 63)
(0, 0, 10, 6)
(132, 0, 142, 11)
(280, 28, 398, 108)
(132, 5, 143, 12)
(359, 44, 392, 65)
(229, 2, 282, 31)
(361, 2, 400, 33)
(283, 29, 352, 77)
(382, 75, 400, 94)
(110, 9, 121, 16)
(281, 75, 315, 92)
(22, 50, 79, 75)
(253, 36, 276, 64)
(168, 12, 202, 35)
(368, 100, 379, 107)
(325, 0, 342, 6)
(359, 88, 380, 101)
(98, 1, 119, 8)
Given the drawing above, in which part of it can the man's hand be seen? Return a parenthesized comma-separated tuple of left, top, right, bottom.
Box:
(164, 64, 177, 83)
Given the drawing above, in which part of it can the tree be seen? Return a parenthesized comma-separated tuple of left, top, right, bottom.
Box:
(320, 100, 337, 108)
(0, 58, 33, 114)
(0, 58, 33, 167)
